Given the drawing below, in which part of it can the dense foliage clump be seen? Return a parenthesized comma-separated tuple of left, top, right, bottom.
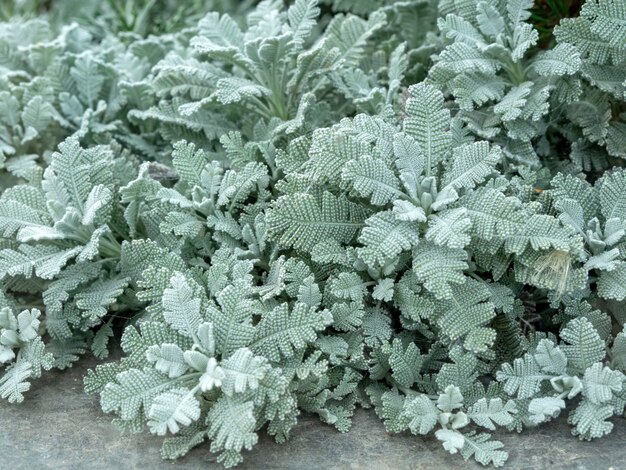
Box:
(0, 0, 625, 467)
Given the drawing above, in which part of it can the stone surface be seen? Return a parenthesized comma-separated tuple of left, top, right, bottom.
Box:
(1, 355, 625, 469)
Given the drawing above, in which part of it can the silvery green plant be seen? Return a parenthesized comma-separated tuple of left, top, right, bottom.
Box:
(429, 0, 582, 169)
(553, 0, 626, 167)
(131, 0, 409, 153)
(0, 0, 625, 468)
(0, 17, 160, 189)
(429, 0, 625, 173)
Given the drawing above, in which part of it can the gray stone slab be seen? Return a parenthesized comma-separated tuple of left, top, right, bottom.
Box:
(1, 355, 624, 469)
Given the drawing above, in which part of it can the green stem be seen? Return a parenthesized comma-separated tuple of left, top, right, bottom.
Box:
(19, 302, 46, 311)
(0, 3, 11, 21)
(246, 96, 274, 120)
(98, 234, 122, 259)
(133, 0, 158, 35)
(502, 59, 526, 85)
(396, 383, 438, 400)
(106, 0, 130, 30)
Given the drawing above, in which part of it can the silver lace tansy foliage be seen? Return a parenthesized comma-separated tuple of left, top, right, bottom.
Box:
(0, 0, 625, 467)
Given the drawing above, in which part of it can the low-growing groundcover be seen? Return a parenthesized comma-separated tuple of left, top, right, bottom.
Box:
(1, 0, 626, 467)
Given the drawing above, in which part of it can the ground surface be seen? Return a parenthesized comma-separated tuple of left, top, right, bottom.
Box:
(2, 354, 625, 470)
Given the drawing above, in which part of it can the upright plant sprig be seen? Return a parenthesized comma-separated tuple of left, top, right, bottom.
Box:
(553, 0, 626, 168)
(547, 169, 626, 302)
(131, 0, 398, 149)
(0, 138, 139, 400)
(0, 16, 169, 188)
(429, 0, 584, 169)
(496, 320, 626, 442)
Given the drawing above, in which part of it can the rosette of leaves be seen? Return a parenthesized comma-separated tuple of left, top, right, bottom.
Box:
(82, 126, 376, 465)
(0, 289, 54, 403)
(547, 169, 626, 302)
(0, 1, 625, 469)
(0, 137, 140, 398)
(84, 227, 347, 467)
(0, 17, 166, 187)
(429, 0, 585, 170)
(328, 0, 442, 96)
(497, 320, 626, 441)
(553, 0, 626, 169)
(131, 0, 405, 148)
(374, 381, 517, 466)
